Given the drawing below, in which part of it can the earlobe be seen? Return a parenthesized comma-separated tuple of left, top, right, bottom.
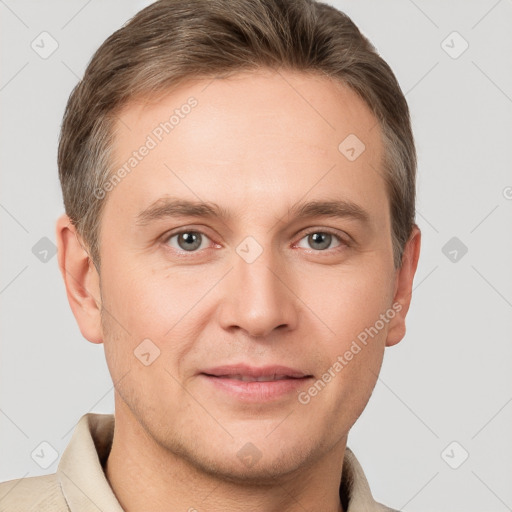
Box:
(56, 213, 104, 344)
(385, 225, 421, 347)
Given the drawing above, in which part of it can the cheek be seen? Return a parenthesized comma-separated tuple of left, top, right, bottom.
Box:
(306, 282, 389, 428)
(102, 264, 203, 334)
(99, 264, 220, 378)
(98, 267, 196, 414)
(301, 259, 393, 397)
(304, 260, 394, 344)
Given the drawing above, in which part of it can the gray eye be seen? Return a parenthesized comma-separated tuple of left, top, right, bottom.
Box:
(307, 232, 332, 250)
(296, 231, 342, 251)
(168, 231, 206, 252)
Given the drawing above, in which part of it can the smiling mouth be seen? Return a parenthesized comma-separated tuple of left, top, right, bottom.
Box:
(203, 373, 306, 382)
(200, 364, 312, 382)
(199, 365, 313, 402)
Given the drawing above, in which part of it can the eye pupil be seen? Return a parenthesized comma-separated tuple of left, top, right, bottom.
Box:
(178, 232, 201, 251)
(309, 232, 331, 250)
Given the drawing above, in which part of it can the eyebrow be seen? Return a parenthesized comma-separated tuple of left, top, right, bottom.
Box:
(136, 198, 231, 226)
(135, 196, 370, 227)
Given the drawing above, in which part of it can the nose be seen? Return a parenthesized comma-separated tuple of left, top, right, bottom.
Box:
(217, 244, 299, 338)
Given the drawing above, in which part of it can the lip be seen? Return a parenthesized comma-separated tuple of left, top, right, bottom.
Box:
(199, 364, 313, 402)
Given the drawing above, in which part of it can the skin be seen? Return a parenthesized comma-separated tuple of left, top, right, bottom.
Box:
(56, 68, 421, 512)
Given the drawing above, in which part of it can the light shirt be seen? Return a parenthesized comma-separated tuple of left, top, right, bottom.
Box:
(0, 413, 399, 511)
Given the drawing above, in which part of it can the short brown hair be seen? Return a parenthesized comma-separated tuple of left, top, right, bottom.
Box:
(58, 0, 416, 270)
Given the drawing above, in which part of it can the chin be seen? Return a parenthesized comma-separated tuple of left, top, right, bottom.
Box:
(165, 431, 321, 485)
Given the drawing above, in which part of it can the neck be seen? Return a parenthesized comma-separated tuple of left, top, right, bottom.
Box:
(104, 399, 346, 512)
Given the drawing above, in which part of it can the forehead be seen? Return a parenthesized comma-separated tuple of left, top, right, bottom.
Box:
(105, 69, 387, 228)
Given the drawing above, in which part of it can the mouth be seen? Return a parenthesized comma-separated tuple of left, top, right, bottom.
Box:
(206, 374, 302, 382)
(199, 364, 313, 402)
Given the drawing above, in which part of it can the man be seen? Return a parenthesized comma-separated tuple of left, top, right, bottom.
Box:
(0, 0, 420, 510)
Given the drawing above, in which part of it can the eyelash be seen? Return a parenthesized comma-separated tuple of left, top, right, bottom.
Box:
(162, 227, 349, 257)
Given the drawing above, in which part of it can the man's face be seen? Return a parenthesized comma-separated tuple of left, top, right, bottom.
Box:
(96, 69, 400, 480)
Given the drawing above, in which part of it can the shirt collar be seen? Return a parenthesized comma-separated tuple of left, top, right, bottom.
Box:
(58, 413, 123, 512)
(58, 413, 381, 512)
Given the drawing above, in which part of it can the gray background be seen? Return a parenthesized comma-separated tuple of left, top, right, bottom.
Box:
(1, 1, 511, 511)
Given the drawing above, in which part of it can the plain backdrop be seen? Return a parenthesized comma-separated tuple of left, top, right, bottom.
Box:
(1, 1, 511, 511)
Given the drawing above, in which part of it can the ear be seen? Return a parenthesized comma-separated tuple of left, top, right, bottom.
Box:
(385, 224, 421, 347)
(56, 213, 103, 344)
